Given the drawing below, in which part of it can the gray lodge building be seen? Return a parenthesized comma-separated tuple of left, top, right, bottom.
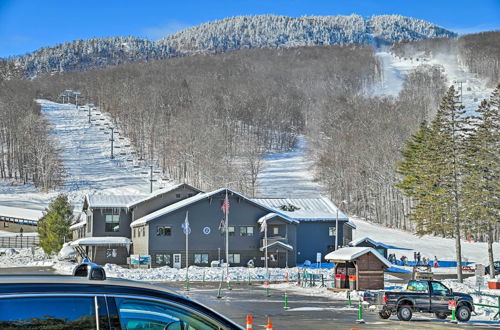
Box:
(70, 184, 355, 268)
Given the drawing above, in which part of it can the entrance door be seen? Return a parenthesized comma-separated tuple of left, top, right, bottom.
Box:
(173, 254, 181, 269)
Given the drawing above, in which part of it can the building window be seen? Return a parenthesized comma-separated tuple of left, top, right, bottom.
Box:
(105, 214, 120, 232)
(155, 254, 171, 265)
(188, 193, 194, 197)
(228, 254, 240, 264)
(272, 227, 279, 235)
(176, 193, 181, 198)
(106, 249, 118, 258)
(329, 227, 336, 236)
(194, 254, 209, 264)
(157, 226, 172, 236)
(133, 228, 136, 238)
(240, 226, 254, 237)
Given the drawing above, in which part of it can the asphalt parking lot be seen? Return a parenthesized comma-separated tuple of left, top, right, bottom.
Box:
(166, 282, 499, 329)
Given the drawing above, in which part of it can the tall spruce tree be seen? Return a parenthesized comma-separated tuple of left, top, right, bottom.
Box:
(38, 194, 73, 255)
(462, 85, 500, 278)
(397, 86, 468, 282)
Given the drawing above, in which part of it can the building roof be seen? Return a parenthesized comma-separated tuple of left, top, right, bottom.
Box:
(85, 184, 203, 209)
(85, 194, 144, 208)
(125, 183, 203, 208)
(324, 247, 391, 268)
(260, 241, 294, 251)
(130, 188, 299, 228)
(252, 197, 349, 222)
(70, 236, 132, 247)
(349, 236, 411, 250)
(0, 205, 44, 222)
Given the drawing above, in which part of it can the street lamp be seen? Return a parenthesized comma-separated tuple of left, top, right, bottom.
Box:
(335, 200, 348, 250)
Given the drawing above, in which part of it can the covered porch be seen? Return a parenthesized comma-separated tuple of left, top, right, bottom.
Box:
(70, 236, 131, 266)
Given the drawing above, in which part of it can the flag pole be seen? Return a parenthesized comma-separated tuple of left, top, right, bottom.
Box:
(265, 222, 268, 279)
(185, 211, 189, 291)
(225, 189, 229, 284)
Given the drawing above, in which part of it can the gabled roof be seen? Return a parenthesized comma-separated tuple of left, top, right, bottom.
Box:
(130, 188, 299, 228)
(324, 247, 391, 268)
(252, 197, 348, 222)
(126, 183, 203, 208)
(260, 241, 294, 251)
(350, 236, 387, 248)
(349, 236, 411, 250)
(84, 183, 203, 209)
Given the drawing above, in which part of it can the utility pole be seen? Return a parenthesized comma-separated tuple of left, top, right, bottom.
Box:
(88, 104, 92, 124)
(109, 127, 115, 159)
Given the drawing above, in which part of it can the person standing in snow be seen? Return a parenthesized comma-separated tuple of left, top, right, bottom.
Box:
(413, 251, 417, 264)
(417, 252, 421, 265)
(433, 256, 439, 268)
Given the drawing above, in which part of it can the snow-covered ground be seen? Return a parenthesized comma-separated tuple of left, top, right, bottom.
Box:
(0, 101, 173, 211)
(256, 136, 323, 198)
(352, 217, 499, 265)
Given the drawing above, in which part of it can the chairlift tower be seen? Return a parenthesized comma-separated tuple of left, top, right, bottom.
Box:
(109, 127, 115, 159)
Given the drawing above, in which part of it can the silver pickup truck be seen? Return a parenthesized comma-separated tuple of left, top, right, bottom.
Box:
(363, 280, 474, 322)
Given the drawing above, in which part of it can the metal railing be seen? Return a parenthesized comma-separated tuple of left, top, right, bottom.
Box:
(471, 292, 500, 319)
(0, 236, 40, 248)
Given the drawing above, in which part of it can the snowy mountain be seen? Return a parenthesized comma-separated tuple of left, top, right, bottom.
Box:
(9, 14, 456, 77)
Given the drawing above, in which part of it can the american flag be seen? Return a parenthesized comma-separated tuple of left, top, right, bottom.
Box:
(221, 196, 230, 215)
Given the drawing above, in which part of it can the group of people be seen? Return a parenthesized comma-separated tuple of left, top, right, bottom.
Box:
(387, 252, 440, 268)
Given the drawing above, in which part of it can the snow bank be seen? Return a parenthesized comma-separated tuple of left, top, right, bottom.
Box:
(0, 247, 52, 267)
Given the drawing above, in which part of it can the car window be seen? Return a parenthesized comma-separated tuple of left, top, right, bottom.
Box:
(494, 262, 500, 268)
(115, 297, 219, 330)
(0, 296, 97, 328)
(407, 280, 428, 292)
(431, 282, 449, 295)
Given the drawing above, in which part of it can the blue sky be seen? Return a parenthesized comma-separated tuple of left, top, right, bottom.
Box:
(0, 0, 499, 58)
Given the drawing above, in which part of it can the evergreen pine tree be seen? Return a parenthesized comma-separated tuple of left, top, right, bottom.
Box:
(462, 85, 500, 278)
(38, 194, 73, 255)
(397, 86, 468, 282)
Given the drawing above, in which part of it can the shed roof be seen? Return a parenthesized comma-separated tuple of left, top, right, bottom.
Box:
(324, 247, 391, 268)
(0, 205, 44, 222)
(252, 197, 348, 222)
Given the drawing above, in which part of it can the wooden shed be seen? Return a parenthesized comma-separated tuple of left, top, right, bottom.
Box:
(325, 247, 391, 290)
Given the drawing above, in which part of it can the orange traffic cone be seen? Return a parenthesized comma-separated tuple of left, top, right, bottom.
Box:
(265, 317, 273, 330)
(246, 315, 253, 330)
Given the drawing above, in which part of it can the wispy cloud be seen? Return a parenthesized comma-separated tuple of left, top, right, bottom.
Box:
(142, 20, 191, 40)
(450, 23, 500, 35)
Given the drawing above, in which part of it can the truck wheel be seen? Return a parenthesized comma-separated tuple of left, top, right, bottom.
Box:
(435, 312, 447, 319)
(397, 305, 413, 321)
(456, 305, 471, 322)
(379, 310, 391, 319)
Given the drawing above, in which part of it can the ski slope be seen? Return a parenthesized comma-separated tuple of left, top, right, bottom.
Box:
(0, 100, 172, 211)
(373, 51, 493, 114)
(256, 136, 323, 198)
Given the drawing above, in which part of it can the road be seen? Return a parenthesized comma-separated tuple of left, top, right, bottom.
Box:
(166, 282, 498, 329)
(0, 267, 497, 329)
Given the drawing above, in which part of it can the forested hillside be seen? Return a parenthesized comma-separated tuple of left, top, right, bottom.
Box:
(34, 45, 380, 195)
(0, 77, 62, 190)
(8, 14, 455, 77)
